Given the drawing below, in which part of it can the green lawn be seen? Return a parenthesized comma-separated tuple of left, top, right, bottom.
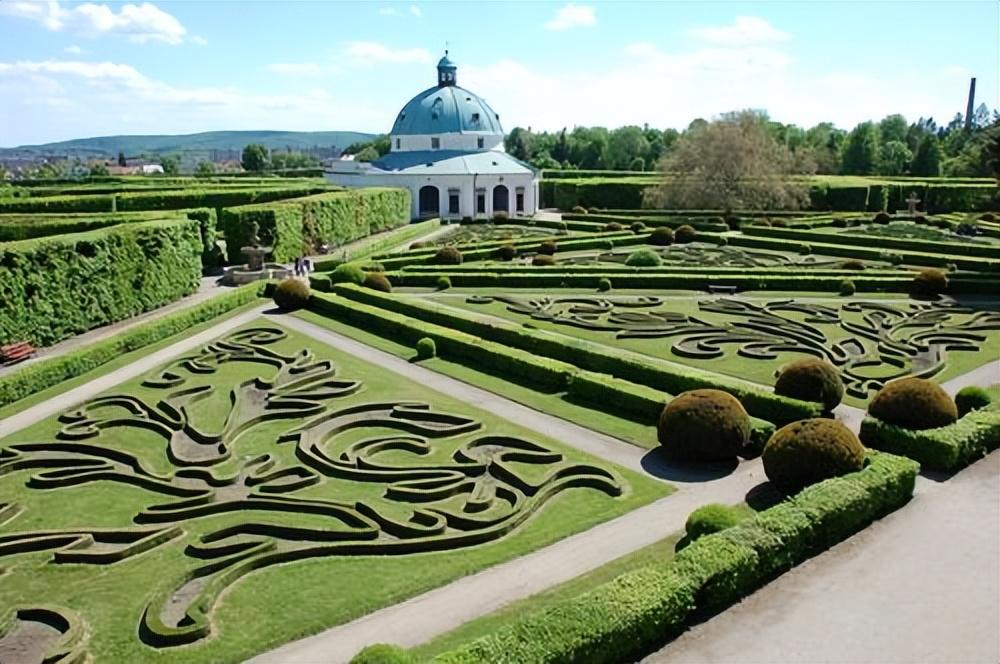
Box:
(0, 320, 669, 664)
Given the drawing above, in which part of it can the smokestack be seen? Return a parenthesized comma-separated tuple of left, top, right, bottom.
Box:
(965, 77, 977, 130)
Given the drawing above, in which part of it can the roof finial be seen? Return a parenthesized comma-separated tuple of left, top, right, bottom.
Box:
(445, 41, 449, 57)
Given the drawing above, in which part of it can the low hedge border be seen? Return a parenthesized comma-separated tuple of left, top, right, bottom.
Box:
(329, 285, 821, 424)
(0, 283, 264, 409)
(308, 292, 775, 441)
(429, 452, 919, 664)
(859, 409, 1000, 471)
(744, 225, 1000, 260)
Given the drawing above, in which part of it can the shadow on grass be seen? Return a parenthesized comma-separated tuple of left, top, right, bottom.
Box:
(639, 447, 739, 483)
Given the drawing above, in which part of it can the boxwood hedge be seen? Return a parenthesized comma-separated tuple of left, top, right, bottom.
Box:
(0, 218, 202, 347)
(859, 409, 1000, 471)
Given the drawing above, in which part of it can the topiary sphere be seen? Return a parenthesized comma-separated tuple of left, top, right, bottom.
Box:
(330, 263, 366, 285)
(657, 389, 751, 461)
(955, 385, 992, 417)
(597, 277, 612, 292)
(648, 227, 674, 246)
(415, 337, 436, 360)
(571, 205, 588, 214)
(434, 246, 463, 265)
(435, 275, 451, 291)
(532, 254, 556, 266)
(762, 418, 865, 492)
(349, 643, 412, 664)
(625, 248, 662, 267)
(751, 219, 772, 227)
(674, 224, 697, 243)
(537, 239, 558, 255)
(685, 503, 746, 542)
(873, 212, 892, 224)
(496, 244, 517, 261)
(841, 259, 866, 270)
(839, 279, 856, 296)
(493, 211, 509, 221)
(604, 222, 623, 232)
(363, 272, 392, 292)
(979, 212, 997, 222)
(630, 221, 645, 233)
(774, 357, 845, 411)
(272, 278, 310, 310)
(911, 268, 948, 297)
(409, 241, 431, 250)
(771, 218, 788, 228)
(869, 377, 958, 430)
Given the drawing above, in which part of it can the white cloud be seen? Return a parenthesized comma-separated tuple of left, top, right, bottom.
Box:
(545, 3, 596, 31)
(689, 16, 789, 46)
(191, 35, 208, 46)
(409, 5, 422, 17)
(378, 7, 399, 16)
(64, 45, 84, 54)
(344, 41, 432, 66)
(265, 62, 325, 75)
(0, 1, 188, 44)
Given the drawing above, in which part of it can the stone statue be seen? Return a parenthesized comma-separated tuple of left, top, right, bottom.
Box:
(249, 221, 261, 247)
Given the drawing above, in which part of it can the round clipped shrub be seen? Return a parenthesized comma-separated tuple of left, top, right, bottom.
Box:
(435, 275, 451, 290)
(273, 278, 310, 310)
(716, 236, 729, 246)
(434, 246, 463, 265)
(762, 419, 865, 492)
(839, 279, 856, 296)
(648, 226, 674, 246)
(841, 259, 866, 270)
(774, 357, 845, 411)
(496, 244, 517, 261)
(685, 503, 746, 542)
(888, 253, 904, 265)
(604, 222, 624, 232)
(914, 214, 928, 224)
(630, 221, 645, 233)
(597, 277, 612, 292)
(724, 215, 741, 230)
(911, 268, 948, 297)
(771, 218, 788, 228)
(415, 337, 436, 360)
(625, 248, 662, 267)
(349, 643, 412, 664)
(751, 218, 772, 227)
(537, 239, 558, 255)
(571, 205, 588, 214)
(674, 224, 697, 243)
(533, 254, 556, 266)
(657, 389, 751, 461)
(954, 385, 992, 417)
(493, 211, 509, 221)
(869, 377, 958, 430)
(363, 272, 392, 292)
(409, 240, 431, 250)
(979, 212, 997, 222)
(799, 243, 813, 255)
(330, 262, 366, 285)
(873, 212, 892, 224)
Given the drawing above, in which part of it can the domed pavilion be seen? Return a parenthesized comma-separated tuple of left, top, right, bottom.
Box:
(325, 52, 539, 220)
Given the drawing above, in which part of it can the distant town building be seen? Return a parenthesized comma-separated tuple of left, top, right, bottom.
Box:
(325, 52, 539, 220)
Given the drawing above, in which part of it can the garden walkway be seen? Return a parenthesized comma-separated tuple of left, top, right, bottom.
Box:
(642, 450, 1000, 664)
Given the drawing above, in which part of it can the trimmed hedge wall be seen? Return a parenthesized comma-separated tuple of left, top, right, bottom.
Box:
(431, 452, 919, 664)
(220, 188, 410, 263)
(329, 285, 822, 424)
(0, 218, 202, 347)
(0, 283, 264, 409)
(0, 211, 179, 241)
(859, 410, 1000, 471)
(743, 225, 1000, 260)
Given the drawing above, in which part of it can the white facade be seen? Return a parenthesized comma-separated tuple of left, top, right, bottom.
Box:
(325, 53, 539, 221)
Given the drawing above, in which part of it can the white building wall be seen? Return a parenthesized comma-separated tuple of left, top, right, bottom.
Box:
(390, 133, 505, 153)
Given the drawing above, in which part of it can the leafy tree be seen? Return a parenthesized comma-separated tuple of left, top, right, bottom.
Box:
(89, 163, 109, 176)
(241, 143, 269, 172)
(878, 114, 908, 145)
(605, 126, 649, 170)
(628, 156, 645, 171)
(354, 146, 379, 162)
(840, 121, 880, 174)
(551, 128, 571, 163)
(648, 110, 810, 212)
(569, 126, 608, 169)
(195, 161, 216, 177)
(529, 150, 560, 170)
(117, 151, 127, 167)
(271, 152, 320, 169)
(877, 140, 912, 176)
(911, 135, 942, 176)
(159, 155, 180, 175)
(505, 127, 534, 161)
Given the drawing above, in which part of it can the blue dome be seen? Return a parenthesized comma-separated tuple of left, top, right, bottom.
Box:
(390, 84, 504, 136)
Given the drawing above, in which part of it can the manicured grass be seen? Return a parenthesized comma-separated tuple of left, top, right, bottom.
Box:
(0, 320, 668, 664)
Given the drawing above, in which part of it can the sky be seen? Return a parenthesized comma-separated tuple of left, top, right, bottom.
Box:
(0, 0, 997, 147)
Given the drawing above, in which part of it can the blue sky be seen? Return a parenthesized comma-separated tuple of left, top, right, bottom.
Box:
(0, 0, 996, 146)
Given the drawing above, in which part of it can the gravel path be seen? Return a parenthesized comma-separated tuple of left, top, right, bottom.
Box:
(642, 450, 1000, 664)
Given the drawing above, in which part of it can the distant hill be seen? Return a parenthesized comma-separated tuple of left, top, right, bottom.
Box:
(1, 130, 377, 156)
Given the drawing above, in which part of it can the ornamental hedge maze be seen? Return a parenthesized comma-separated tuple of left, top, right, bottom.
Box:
(2, 173, 999, 663)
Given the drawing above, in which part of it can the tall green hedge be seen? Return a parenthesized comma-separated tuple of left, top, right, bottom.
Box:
(0, 218, 202, 347)
(220, 188, 411, 262)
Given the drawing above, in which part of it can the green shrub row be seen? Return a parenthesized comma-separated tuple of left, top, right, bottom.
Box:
(220, 188, 410, 263)
(431, 452, 919, 664)
(0, 219, 203, 347)
(0, 210, 178, 241)
(308, 291, 775, 439)
(859, 410, 1000, 471)
(399, 263, 911, 277)
(0, 283, 264, 409)
(330, 285, 822, 424)
(744, 225, 1000, 260)
(561, 213, 729, 233)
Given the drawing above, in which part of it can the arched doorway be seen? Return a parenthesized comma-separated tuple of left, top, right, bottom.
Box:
(492, 184, 509, 213)
(418, 185, 440, 217)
